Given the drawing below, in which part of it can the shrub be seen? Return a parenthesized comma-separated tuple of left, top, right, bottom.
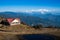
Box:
(32, 24, 43, 29)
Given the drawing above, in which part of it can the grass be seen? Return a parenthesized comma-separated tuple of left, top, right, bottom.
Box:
(0, 24, 60, 40)
(0, 24, 60, 35)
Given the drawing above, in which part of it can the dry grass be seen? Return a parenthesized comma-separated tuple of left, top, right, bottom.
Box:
(0, 24, 34, 32)
(0, 24, 60, 40)
(0, 24, 60, 35)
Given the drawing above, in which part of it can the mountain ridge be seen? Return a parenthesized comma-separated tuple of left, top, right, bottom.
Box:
(0, 11, 60, 27)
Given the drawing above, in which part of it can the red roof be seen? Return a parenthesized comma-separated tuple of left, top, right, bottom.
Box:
(7, 18, 14, 23)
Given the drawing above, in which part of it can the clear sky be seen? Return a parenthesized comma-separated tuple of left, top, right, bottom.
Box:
(0, 0, 60, 12)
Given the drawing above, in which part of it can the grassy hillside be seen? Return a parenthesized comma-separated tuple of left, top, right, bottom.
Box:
(0, 24, 60, 40)
(0, 24, 60, 35)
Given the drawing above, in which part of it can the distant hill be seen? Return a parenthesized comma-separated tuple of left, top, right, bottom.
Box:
(0, 11, 60, 27)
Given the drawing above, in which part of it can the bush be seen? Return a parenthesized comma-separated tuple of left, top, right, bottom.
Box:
(46, 25, 54, 28)
(32, 24, 43, 29)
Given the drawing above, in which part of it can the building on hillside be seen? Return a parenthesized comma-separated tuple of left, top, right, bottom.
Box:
(7, 18, 20, 26)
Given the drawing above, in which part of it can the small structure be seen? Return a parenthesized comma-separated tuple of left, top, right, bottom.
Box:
(7, 18, 20, 26)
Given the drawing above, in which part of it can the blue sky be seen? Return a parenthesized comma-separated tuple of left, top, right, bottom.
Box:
(0, 0, 60, 12)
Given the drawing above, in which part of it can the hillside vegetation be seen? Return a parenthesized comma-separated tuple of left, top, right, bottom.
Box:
(0, 24, 60, 35)
(0, 24, 60, 40)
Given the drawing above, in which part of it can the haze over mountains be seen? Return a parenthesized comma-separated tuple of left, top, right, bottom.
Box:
(0, 9, 60, 27)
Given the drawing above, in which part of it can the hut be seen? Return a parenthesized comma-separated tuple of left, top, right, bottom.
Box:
(7, 18, 20, 26)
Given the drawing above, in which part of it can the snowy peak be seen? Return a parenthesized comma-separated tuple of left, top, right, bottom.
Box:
(31, 9, 51, 14)
(24, 9, 56, 14)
